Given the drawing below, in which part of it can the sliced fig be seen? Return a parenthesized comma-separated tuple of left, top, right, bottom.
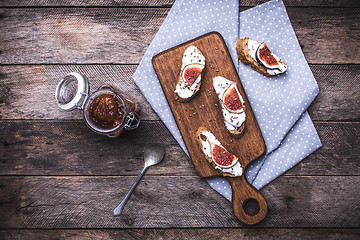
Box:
(222, 83, 244, 113)
(211, 143, 238, 168)
(256, 42, 281, 69)
(181, 63, 204, 86)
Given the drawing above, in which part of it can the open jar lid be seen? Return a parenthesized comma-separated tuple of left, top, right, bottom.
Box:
(55, 72, 90, 111)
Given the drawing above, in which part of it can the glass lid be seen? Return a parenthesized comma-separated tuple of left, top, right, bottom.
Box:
(55, 72, 90, 111)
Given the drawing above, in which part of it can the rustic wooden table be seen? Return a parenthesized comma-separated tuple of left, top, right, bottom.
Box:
(0, 0, 359, 239)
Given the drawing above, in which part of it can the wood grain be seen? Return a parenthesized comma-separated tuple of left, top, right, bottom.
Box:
(287, 122, 360, 176)
(153, 32, 265, 177)
(1, 229, 360, 240)
(0, 175, 358, 228)
(0, 120, 192, 176)
(1, 121, 359, 176)
(285, 7, 360, 64)
(308, 64, 360, 121)
(0, 8, 359, 64)
(1, 64, 359, 121)
(0, 1, 359, 235)
(153, 32, 267, 225)
(0, 65, 157, 120)
(0, 0, 175, 7)
(1, 0, 359, 7)
(0, 8, 169, 64)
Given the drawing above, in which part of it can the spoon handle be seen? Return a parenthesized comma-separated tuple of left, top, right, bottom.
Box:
(113, 167, 147, 216)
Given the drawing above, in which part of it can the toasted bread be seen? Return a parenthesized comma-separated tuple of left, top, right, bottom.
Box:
(213, 76, 246, 138)
(195, 127, 243, 178)
(174, 46, 205, 102)
(228, 121, 246, 138)
(195, 127, 213, 165)
(236, 38, 271, 77)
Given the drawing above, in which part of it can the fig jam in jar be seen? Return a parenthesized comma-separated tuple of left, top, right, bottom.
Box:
(55, 72, 140, 138)
(89, 94, 125, 129)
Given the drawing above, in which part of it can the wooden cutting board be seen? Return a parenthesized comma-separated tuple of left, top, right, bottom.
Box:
(152, 32, 267, 225)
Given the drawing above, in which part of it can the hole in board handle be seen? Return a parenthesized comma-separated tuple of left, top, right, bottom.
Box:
(243, 198, 260, 216)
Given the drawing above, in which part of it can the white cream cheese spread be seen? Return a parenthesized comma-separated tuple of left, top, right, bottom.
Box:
(247, 39, 261, 61)
(213, 76, 246, 131)
(174, 46, 205, 99)
(199, 130, 243, 177)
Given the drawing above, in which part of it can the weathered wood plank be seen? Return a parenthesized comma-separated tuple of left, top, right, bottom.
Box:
(287, 122, 360, 176)
(1, 229, 359, 240)
(0, 8, 359, 64)
(1, 65, 359, 121)
(1, 0, 359, 7)
(0, 120, 193, 176)
(308, 64, 360, 121)
(286, 7, 360, 65)
(0, 8, 169, 64)
(0, 175, 358, 228)
(0, 0, 175, 7)
(0, 121, 359, 176)
(0, 65, 157, 120)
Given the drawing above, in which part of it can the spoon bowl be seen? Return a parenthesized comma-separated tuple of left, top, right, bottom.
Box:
(113, 144, 165, 216)
(144, 144, 165, 168)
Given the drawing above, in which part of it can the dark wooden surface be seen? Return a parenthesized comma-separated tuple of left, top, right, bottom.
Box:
(0, 0, 359, 239)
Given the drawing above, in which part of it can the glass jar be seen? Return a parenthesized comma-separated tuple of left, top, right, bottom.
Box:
(55, 72, 140, 138)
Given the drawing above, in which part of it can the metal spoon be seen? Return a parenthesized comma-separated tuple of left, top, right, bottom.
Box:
(113, 144, 165, 216)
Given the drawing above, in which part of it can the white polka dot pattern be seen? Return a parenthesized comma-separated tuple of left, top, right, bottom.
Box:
(238, 0, 319, 154)
(133, 0, 239, 158)
(132, 0, 322, 202)
(251, 111, 321, 189)
(236, 0, 322, 192)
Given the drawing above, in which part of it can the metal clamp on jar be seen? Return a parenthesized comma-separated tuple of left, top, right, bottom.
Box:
(55, 72, 140, 138)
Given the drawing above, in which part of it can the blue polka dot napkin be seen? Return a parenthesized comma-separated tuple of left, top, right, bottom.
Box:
(132, 0, 322, 201)
(132, 0, 240, 154)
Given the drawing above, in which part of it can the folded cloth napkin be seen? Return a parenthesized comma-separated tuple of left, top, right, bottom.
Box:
(132, 0, 322, 201)
(208, 0, 322, 198)
(132, 0, 240, 154)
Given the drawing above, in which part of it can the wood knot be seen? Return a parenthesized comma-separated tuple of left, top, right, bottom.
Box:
(191, 191, 198, 198)
(127, 218, 134, 226)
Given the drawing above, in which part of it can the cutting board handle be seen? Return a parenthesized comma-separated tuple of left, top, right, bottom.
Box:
(227, 177, 268, 225)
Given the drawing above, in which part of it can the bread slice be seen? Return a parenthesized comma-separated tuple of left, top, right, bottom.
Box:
(236, 38, 271, 77)
(195, 127, 243, 178)
(229, 122, 246, 138)
(195, 127, 214, 165)
(174, 46, 205, 102)
(213, 76, 246, 138)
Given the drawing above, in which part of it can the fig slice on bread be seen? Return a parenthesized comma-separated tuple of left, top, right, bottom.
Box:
(181, 63, 204, 86)
(210, 142, 238, 168)
(236, 38, 287, 76)
(196, 127, 243, 177)
(222, 83, 245, 114)
(174, 46, 205, 102)
(213, 76, 246, 138)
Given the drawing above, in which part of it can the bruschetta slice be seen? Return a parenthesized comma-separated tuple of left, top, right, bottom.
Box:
(236, 38, 287, 76)
(213, 76, 246, 138)
(196, 127, 243, 177)
(174, 46, 205, 102)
